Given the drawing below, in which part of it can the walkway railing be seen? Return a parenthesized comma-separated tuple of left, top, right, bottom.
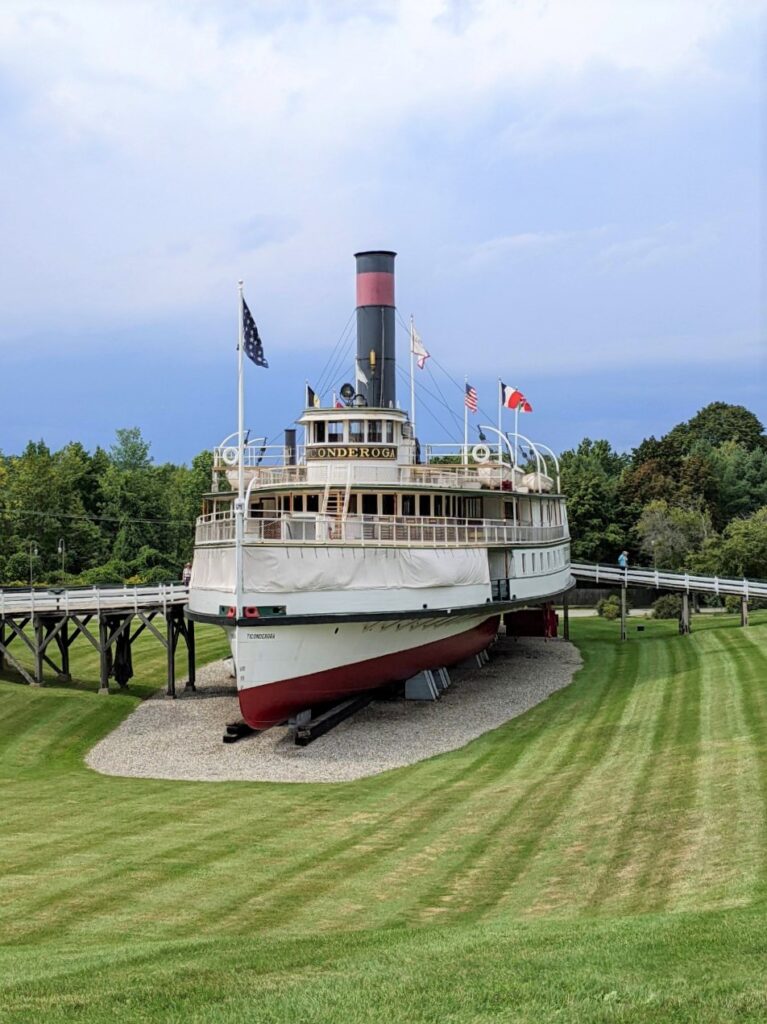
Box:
(0, 581, 189, 616)
(571, 563, 767, 600)
(195, 510, 568, 548)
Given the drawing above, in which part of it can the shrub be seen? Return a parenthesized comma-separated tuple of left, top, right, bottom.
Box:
(597, 595, 621, 620)
(653, 594, 682, 619)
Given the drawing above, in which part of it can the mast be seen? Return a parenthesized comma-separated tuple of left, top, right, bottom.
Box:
(410, 316, 416, 436)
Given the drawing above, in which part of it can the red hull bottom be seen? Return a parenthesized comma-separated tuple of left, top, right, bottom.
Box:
(239, 616, 500, 729)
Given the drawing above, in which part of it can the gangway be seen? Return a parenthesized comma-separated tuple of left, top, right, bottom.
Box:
(571, 563, 767, 600)
(0, 582, 193, 695)
(570, 562, 766, 636)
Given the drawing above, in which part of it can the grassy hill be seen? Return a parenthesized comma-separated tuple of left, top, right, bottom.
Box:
(1, 613, 766, 1022)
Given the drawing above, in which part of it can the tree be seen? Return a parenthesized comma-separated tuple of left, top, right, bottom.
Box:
(669, 402, 765, 453)
(717, 507, 767, 579)
(560, 439, 628, 562)
(109, 427, 152, 470)
(636, 499, 713, 571)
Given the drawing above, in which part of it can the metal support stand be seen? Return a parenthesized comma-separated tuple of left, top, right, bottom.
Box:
(679, 593, 691, 635)
(740, 596, 749, 628)
(405, 669, 440, 700)
(562, 593, 570, 641)
(620, 585, 627, 642)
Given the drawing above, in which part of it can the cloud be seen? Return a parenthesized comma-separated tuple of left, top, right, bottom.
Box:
(594, 223, 718, 273)
(0, 0, 761, 351)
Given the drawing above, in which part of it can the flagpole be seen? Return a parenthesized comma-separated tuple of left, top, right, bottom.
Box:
(237, 281, 245, 503)
(514, 403, 519, 467)
(463, 375, 468, 466)
(497, 378, 503, 464)
(409, 315, 416, 436)
(234, 280, 245, 689)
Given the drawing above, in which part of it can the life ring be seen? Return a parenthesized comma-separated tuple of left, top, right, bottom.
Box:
(472, 444, 491, 464)
(221, 447, 239, 466)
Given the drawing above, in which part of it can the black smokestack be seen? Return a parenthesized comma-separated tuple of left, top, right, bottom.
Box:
(354, 250, 396, 407)
(284, 428, 297, 465)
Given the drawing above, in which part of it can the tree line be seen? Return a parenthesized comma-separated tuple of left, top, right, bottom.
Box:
(0, 402, 765, 587)
(561, 402, 767, 580)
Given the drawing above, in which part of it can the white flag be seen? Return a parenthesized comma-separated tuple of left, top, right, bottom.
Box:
(411, 324, 430, 369)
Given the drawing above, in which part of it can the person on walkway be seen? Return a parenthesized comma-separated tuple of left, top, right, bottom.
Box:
(182, 561, 192, 586)
(618, 550, 629, 570)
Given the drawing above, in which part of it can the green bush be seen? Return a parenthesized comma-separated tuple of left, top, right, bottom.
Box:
(596, 595, 621, 620)
(653, 594, 682, 619)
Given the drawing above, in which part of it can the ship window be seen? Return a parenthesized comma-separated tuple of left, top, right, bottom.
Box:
(349, 420, 364, 443)
(466, 497, 482, 519)
(362, 494, 378, 516)
(419, 494, 430, 516)
(531, 553, 536, 572)
(434, 495, 443, 517)
(402, 494, 416, 516)
(306, 494, 320, 512)
(314, 421, 326, 443)
(347, 494, 357, 514)
(504, 500, 515, 521)
(382, 494, 395, 516)
(368, 419, 383, 443)
(385, 421, 395, 443)
(328, 421, 343, 443)
(521, 553, 527, 574)
(293, 495, 304, 512)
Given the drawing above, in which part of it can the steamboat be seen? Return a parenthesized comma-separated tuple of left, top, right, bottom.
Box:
(188, 251, 572, 729)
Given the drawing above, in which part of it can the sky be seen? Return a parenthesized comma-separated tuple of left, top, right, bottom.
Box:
(0, 0, 765, 464)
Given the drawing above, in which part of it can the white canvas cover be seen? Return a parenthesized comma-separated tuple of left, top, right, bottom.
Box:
(191, 546, 236, 592)
(242, 546, 489, 594)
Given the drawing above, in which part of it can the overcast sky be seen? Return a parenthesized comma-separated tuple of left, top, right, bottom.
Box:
(1, 0, 764, 462)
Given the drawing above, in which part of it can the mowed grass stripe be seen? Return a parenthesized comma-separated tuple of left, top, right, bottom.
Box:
(672, 625, 767, 912)
(505, 627, 676, 917)
(397, 634, 634, 924)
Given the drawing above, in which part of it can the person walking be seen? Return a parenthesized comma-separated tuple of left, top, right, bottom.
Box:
(617, 550, 629, 570)
(182, 561, 192, 586)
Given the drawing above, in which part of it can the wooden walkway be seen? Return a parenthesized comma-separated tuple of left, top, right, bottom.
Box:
(0, 583, 195, 696)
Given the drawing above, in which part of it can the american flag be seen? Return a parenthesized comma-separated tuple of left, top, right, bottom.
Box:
(242, 299, 268, 368)
(465, 382, 478, 412)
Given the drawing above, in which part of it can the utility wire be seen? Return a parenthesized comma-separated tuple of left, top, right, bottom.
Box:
(0, 508, 194, 526)
(394, 307, 498, 428)
(316, 309, 356, 398)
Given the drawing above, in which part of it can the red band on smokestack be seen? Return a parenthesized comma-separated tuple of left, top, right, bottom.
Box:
(356, 272, 394, 308)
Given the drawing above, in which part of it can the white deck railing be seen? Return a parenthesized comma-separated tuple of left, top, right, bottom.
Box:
(195, 510, 568, 548)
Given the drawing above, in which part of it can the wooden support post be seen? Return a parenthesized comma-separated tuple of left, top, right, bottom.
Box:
(740, 595, 749, 628)
(562, 592, 570, 641)
(56, 619, 71, 682)
(679, 593, 691, 635)
(33, 617, 45, 686)
(166, 612, 177, 699)
(0, 620, 5, 673)
(620, 585, 627, 642)
(98, 616, 110, 694)
(184, 617, 196, 692)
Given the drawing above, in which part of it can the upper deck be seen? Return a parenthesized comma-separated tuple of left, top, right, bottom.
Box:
(212, 406, 560, 496)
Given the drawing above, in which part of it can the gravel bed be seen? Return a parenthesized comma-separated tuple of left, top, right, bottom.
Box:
(86, 635, 581, 784)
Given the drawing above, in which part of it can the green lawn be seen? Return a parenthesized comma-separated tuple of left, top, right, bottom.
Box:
(1, 613, 766, 1022)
